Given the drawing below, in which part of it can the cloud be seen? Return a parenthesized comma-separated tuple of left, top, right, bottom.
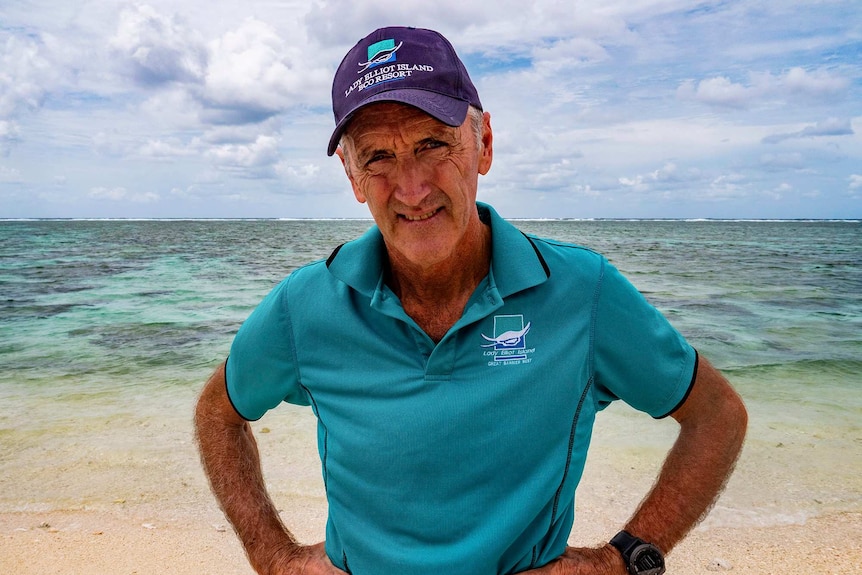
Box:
(677, 67, 850, 109)
(205, 134, 280, 173)
(138, 137, 198, 159)
(0, 165, 23, 182)
(1, 33, 58, 150)
(0, 120, 21, 154)
(763, 117, 854, 144)
(89, 186, 160, 203)
(849, 174, 862, 190)
(109, 6, 329, 125)
(676, 77, 760, 109)
(198, 18, 330, 124)
(705, 173, 749, 200)
(783, 67, 850, 96)
(0, 35, 54, 116)
(110, 4, 207, 86)
(618, 162, 702, 191)
(303, 0, 489, 45)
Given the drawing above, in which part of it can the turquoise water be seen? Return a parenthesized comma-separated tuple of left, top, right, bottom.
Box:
(1, 219, 860, 526)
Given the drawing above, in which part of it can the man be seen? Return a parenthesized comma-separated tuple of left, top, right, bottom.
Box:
(195, 26, 747, 575)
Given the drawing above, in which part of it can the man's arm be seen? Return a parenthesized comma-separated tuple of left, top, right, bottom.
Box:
(624, 356, 747, 551)
(194, 362, 344, 575)
(531, 355, 748, 574)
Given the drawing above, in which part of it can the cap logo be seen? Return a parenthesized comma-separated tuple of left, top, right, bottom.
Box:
(343, 37, 435, 99)
(358, 39, 402, 73)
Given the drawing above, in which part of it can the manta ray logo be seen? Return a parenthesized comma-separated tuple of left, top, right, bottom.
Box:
(358, 39, 403, 73)
(481, 321, 531, 349)
(481, 315, 533, 365)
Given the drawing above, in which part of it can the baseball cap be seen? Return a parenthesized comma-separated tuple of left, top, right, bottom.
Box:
(327, 26, 482, 156)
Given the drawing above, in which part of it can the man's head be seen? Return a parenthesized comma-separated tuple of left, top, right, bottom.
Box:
(329, 27, 492, 273)
(327, 26, 482, 157)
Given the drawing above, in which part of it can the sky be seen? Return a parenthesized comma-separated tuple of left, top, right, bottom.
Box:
(1, 1, 860, 219)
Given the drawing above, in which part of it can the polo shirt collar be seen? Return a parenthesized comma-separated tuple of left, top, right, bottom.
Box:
(325, 202, 549, 299)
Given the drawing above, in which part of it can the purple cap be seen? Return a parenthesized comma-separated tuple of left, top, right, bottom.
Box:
(327, 26, 482, 156)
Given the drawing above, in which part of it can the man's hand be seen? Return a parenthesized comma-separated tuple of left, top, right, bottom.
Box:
(270, 542, 347, 575)
(524, 545, 625, 575)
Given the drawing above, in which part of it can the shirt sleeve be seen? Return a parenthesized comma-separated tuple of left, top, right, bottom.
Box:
(225, 275, 310, 421)
(591, 259, 697, 418)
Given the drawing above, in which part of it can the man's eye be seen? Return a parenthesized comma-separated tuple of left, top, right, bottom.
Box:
(419, 140, 448, 153)
(365, 153, 389, 166)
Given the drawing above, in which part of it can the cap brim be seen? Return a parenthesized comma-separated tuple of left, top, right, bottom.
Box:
(327, 89, 470, 156)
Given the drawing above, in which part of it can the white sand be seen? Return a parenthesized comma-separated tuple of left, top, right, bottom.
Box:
(1, 505, 859, 574)
(2, 402, 860, 574)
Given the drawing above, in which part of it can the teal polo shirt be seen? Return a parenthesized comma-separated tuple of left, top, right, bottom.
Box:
(226, 203, 696, 575)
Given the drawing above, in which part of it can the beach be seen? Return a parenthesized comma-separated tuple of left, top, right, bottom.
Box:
(3, 510, 859, 574)
(1, 400, 860, 574)
(1, 219, 860, 573)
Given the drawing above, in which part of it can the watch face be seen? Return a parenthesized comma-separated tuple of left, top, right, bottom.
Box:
(630, 544, 665, 575)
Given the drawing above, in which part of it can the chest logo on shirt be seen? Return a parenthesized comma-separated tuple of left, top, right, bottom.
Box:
(481, 314, 535, 366)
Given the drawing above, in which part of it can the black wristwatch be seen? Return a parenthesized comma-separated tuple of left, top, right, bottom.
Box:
(609, 530, 666, 575)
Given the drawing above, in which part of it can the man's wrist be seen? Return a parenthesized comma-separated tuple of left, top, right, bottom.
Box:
(599, 542, 629, 574)
(263, 542, 307, 575)
(608, 531, 666, 575)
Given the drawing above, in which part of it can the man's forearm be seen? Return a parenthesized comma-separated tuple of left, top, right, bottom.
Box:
(625, 357, 748, 553)
(194, 365, 301, 574)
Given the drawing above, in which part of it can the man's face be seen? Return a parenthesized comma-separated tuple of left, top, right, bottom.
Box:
(337, 103, 492, 270)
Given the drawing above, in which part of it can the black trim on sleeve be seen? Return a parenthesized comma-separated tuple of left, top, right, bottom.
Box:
(657, 349, 699, 419)
(223, 355, 256, 422)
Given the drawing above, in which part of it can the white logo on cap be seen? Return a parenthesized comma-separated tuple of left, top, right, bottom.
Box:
(357, 41, 403, 73)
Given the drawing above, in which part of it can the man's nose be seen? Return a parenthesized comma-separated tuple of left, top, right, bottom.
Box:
(391, 157, 431, 205)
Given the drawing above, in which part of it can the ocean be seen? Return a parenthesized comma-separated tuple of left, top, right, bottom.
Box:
(1, 218, 859, 531)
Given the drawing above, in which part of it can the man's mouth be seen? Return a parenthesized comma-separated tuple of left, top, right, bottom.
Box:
(400, 207, 442, 221)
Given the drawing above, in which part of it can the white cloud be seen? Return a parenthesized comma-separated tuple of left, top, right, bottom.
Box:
(303, 0, 489, 45)
(765, 182, 793, 200)
(677, 67, 850, 110)
(89, 186, 160, 203)
(618, 162, 703, 193)
(89, 186, 128, 201)
(93, 131, 136, 158)
(108, 6, 330, 126)
(0, 165, 23, 182)
(704, 173, 749, 200)
(199, 18, 329, 123)
(206, 134, 280, 170)
(783, 67, 850, 96)
(110, 4, 207, 86)
(677, 77, 760, 109)
(139, 138, 198, 159)
(0, 120, 21, 153)
(0, 33, 59, 151)
(0, 35, 54, 116)
(849, 174, 862, 190)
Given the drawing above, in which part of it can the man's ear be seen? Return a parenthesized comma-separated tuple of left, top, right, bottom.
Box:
(478, 111, 493, 175)
(336, 147, 366, 204)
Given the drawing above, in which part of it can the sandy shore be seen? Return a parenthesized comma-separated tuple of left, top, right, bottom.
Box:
(1, 505, 859, 575)
(2, 401, 859, 574)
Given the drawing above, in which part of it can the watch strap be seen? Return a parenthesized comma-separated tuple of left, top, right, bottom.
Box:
(610, 530, 641, 558)
(609, 530, 665, 575)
